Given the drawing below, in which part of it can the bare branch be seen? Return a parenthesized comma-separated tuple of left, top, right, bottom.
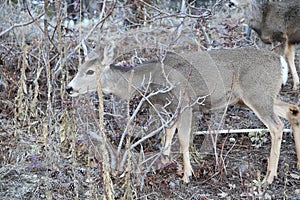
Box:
(69, 0, 116, 56)
(195, 129, 293, 135)
(139, 0, 211, 22)
(0, 13, 44, 37)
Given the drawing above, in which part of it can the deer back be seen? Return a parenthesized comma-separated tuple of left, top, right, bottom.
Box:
(181, 47, 283, 110)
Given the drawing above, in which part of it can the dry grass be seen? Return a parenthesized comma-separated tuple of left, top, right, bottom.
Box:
(1, 0, 299, 199)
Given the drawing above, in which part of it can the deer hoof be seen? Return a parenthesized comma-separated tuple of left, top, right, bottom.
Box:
(292, 83, 299, 91)
(182, 171, 193, 183)
(182, 175, 191, 183)
(265, 173, 277, 185)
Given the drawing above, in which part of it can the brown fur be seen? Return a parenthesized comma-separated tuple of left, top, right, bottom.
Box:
(230, 0, 300, 90)
(66, 46, 300, 184)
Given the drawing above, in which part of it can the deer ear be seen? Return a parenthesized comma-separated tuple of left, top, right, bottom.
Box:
(81, 39, 91, 56)
(101, 42, 116, 65)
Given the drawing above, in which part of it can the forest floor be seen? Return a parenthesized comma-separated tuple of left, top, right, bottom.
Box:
(1, 1, 300, 199)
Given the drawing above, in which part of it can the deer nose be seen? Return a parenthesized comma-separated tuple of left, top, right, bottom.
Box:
(228, 1, 235, 7)
(66, 86, 73, 94)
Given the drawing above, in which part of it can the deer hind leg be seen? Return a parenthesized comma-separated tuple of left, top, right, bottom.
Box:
(285, 44, 299, 90)
(274, 100, 300, 170)
(244, 100, 284, 184)
(265, 116, 284, 184)
(177, 107, 193, 183)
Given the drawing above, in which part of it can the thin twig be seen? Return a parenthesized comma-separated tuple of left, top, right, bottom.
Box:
(69, 0, 116, 56)
(195, 128, 293, 135)
(0, 13, 44, 37)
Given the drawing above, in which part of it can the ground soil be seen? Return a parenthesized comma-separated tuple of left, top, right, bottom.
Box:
(1, 63, 299, 200)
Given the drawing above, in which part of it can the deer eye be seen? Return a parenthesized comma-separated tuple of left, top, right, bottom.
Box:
(86, 70, 95, 75)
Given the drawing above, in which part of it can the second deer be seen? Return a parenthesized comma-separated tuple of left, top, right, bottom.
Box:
(66, 46, 300, 184)
(229, 0, 300, 90)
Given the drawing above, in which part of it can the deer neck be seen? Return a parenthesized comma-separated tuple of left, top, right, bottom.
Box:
(101, 67, 135, 100)
(246, 0, 263, 33)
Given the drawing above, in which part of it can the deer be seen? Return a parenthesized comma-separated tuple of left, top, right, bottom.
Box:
(66, 45, 300, 184)
(229, 0, 300, 90)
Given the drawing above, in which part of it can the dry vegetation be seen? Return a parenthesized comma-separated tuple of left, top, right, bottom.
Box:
(0, 0, 300, 199)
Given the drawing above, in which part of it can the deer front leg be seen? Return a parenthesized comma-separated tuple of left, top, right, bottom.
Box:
(274, 101, 300, 170)
(161, 122, 177, 164)
(177, 108, 193, 183)
(288, 106, 300, 169)
(285, 44, 299, 90)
